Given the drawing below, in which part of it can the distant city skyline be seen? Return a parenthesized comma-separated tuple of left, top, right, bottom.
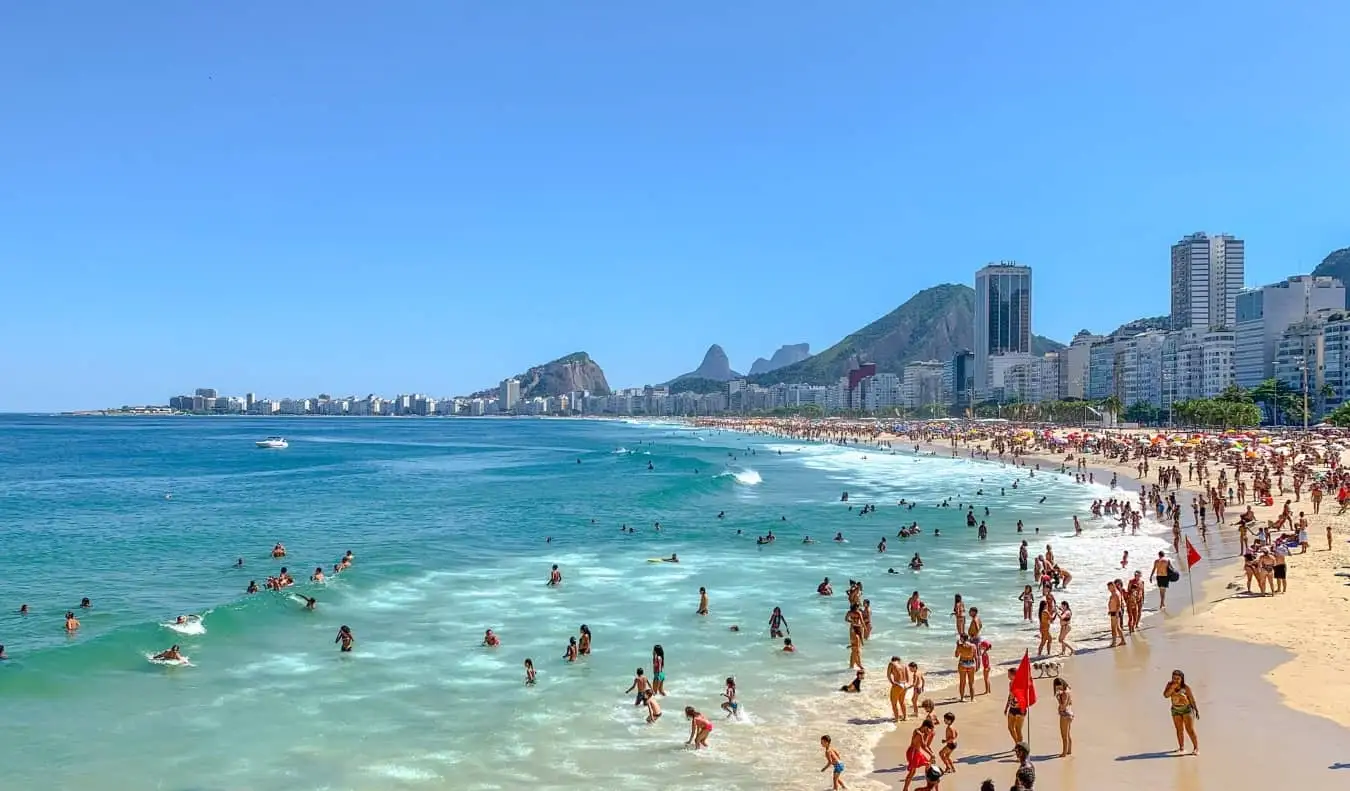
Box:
(3, 4, 1349, 412)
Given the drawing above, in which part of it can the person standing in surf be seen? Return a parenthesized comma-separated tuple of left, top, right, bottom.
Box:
(547, 564, 562, 586)
(651, 645, 667, 696)
(696, 587, 709, 616)
(334, 625, 354, 652)
(769, 607, 790, 638)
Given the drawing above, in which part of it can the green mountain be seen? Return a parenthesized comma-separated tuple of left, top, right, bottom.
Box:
(747, 283, 1064, 387)
(1311, 247, 1350, 307)
(1109, 315, 1171, 338)
(663, 376, 728, 395)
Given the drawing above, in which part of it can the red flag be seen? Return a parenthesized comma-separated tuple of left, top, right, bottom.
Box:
(1011, 650, 1037, 710)
(1186, 537, 1202, 568)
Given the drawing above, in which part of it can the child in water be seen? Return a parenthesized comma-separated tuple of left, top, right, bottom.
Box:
(684, 707, 713, 748)
(820, 734, 847, 789)
(783, 637, 796, 652)
(642, 689, 662, 723)
(721, 677, 740, 718)
(524, 658, 536, 685)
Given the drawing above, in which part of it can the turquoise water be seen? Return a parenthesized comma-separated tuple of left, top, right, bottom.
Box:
(0, 416, 1171, 790)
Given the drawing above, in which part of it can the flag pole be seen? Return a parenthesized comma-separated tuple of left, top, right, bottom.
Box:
(1185, 539, 1197, 616)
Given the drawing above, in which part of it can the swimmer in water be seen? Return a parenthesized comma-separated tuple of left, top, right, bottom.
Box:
(65, 611, 80, 632)
(817, 577, 834, 596)
(300, 596, 317, 610)
(80, 597, 92, 609)
(0, 644, 7, 660)
(153, 645, 185, 662)
(642, 688, 663, 723)
(311, 566, 325, 583)
(524, 658, 536, 685)
(272, 543, 286, 558)
(665, 554, 679, 563)
(783, 637, 796, 652)
(483, 629, 501, 647)
(548, 564, 563, 586)
(246, 580, 259, 594)
(234, 558, 244, 568)
(19, 604, 28, 615)
(697, 587, 709, 615)
(335, 625, 354, 652)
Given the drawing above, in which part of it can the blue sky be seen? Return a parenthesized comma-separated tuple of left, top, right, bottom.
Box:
(2, 2, 1347, 411)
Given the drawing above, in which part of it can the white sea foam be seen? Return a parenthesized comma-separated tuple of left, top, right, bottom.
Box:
(161, 617, 206, 635)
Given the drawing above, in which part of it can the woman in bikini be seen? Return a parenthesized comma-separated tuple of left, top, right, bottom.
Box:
(951, 594, 966, 637)
(1163, 669, 1199, 754)
(1003, 669, 1026, 747)
(1037, 599, 1055, 656)
(1056, 601, 1075, 655)
(1054, 677, 1074, 757)
(861, 598, 874, 641)
(1018, 585, 1035, 622)
(954, 635, 977, 702)
(578, 625, 592, 656)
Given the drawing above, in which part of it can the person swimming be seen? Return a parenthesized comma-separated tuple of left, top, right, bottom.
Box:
(272, 543, 286, 558)
(483, 629, 501, 647)
(548, 564, 563, 586)
(299, 596, 317, 610)
(335, 625, 354, 652)
(817, 577, 833, 596)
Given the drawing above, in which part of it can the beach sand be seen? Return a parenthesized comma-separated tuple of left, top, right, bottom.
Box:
(866, 433, 1350, 790)
(872, 626, 1349, 790)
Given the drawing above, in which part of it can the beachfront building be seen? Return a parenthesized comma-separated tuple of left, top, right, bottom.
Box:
(1087, 338, 1117, 401)
(986, 351, 1039, 402)
(1170, 232, 1245, 332)
(901, 361, 945, 410)
(944, 350, 975, 415)
(1060, 331, 1103, 400)
(974, 263, 1032, 399)
(1117, 331, 1166, 408)
(499, 378, 521, 413)
(1000, 352, 1061, 404)
(1233, 275, 1345, 388)
(1162, 328, 1236, 410)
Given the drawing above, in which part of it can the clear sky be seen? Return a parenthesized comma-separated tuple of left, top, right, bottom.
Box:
(2, 2, 1348, 411)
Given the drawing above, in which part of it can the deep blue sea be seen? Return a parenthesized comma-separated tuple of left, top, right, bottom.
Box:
(0, 416, 1171, 790)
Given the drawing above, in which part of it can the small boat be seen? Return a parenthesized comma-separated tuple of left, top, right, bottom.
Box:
(255, 436, 288, 449)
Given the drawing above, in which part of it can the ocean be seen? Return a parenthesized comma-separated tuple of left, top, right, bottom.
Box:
(0, 415, 1173, 790)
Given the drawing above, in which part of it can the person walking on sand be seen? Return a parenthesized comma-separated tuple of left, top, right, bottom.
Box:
(1054, 677, 1074, 757)
(1164, 669, 1200, 754)
(1056, 601, 1075, 655)
(1003, 669, 1026, 747)
(888, 656, 911, 721)
(820, 734, 848, 789)
(1149, 551, 1172, 609)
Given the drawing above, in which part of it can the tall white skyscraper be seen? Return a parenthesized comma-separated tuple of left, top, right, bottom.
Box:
(499, 378, 521, 412)
(974, 262, 1032, 397)
(1170, 232, 1245, 331)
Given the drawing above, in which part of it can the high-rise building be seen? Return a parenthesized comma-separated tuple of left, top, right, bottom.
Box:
(1233, 276, 1345, 388)
(974, 263, 1033, 398)
(945, 351, 975, 414)
(499, 378, 521, 412)
(1061, 332, 1105, 400)
(1170, 232, 1245, 332)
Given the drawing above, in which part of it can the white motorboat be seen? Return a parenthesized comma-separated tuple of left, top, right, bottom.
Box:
(255, 436, 289, 449)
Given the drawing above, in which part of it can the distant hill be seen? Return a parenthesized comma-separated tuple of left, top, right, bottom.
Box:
(1109, 315, 1171, 338)
(668, 344, 741, 383)
(748, 284, 1064, 386)
(748, 343, 811, 375)
(1312, 247, 1350, 307)
(471, 352, 611, 399)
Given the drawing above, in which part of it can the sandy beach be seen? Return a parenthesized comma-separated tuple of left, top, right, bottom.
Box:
(693, 417, 1350, 790)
